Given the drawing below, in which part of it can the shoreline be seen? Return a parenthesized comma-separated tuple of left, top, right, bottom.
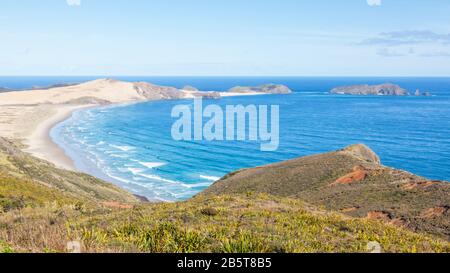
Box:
(23, 95, 273, 174)
(24, 104, 95, 171)
(0, 78, 290, 184)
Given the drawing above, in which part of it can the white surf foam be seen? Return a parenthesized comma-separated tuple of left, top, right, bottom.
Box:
(128, 168, 144, 175)
(137, 173, 192, 188)
(200, 175, 221, 181)
(139, 162, 166, 169)
(110, 144, 135, 152)
(110, 154, 128, 158)
(105, 172, 131, 184)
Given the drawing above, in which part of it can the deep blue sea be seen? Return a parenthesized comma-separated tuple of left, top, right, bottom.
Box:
(2, 77, 450, 201)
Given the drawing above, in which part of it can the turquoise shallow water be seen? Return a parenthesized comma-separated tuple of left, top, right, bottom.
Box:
(10, 76, 442, 201)
(42, 77, 450, 201)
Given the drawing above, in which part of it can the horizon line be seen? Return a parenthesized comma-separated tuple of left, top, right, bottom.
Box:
(1, 75, 450, 78)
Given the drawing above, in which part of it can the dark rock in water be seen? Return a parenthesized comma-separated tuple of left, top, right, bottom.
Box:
(134, 194, 150, 202)
(412, 89, 432, 97)
(182, 85, 199, 92)
(228, 84, 292, 94)
(331, 83, 408, 96)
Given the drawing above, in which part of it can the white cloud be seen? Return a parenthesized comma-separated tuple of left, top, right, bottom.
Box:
(367, 0, 381, 6)
(66, 0, 81, 6)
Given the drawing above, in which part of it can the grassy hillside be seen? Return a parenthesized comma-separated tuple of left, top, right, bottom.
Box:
(203, 144, 450, 241)
(1, 193, 449, 253)
(1, 139, 449, 253)
(0, 138, 138, 203)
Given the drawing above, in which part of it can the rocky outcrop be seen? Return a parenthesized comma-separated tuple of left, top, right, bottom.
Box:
(182, 85, 199, 92)
(331, 83, 408, 96)
(228, 84, 292, 94)
(414, 90, 432, 97)
(192, 92, 221, 99)
(133, 82, 219, 100)
(203, 144, 450, 240)
(133, 82, 185, 100)
(340, 144, 381, 164)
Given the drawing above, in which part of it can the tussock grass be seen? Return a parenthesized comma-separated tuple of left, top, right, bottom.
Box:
(0, 139, 449, 253)
(1, 194, 448, 253)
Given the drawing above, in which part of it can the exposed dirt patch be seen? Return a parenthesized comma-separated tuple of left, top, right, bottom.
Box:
(402, 181, 438, 190)
(102, 201, 133, 210)
(202, 144, 450, 240)
(330, 166, 368, 186)
(340, 207, 359, 213)
(366, 211, 407, 228)
(367, 211, 392, 222)
(390, 218, 407, 228)
(421, 206, 449, 218)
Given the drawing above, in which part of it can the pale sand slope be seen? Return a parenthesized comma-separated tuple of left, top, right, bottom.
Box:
(0, 79, 144, 105)
(0, 78, 269, 170)
(0, 103, 103, 170)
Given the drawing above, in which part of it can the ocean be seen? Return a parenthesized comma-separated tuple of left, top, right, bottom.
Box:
(2, 76, 450, 201)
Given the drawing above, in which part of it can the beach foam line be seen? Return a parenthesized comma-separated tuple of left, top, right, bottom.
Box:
(128, 168, 144, 175)
(200, 175, 221, 181)
(105, 172, 131, 184)
(110, 144, 135, 152)
(110, 153, 128, 158)
(139, 162, 166, 169)
(190, 182, 214, 188)
(137, 173, 192, 188)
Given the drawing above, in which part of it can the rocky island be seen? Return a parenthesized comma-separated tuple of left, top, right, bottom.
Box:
(228, 84, 292, 94)
(331, 83, 409, 96)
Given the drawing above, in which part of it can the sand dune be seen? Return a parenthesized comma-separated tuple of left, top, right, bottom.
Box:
(0, 79, 144, 105)
(0, 78, 272, 170)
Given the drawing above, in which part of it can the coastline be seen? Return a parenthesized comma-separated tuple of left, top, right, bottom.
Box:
(41, 96, 268, 173)
(0, 78, 295, 201)
(0, 79, 280, 176)
(43, 95, 269, 176)
(24, 105, 94, 171)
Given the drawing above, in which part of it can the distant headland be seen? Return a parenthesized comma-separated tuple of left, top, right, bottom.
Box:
(0, 78, 292, 170)
(331, 83, 432, 96)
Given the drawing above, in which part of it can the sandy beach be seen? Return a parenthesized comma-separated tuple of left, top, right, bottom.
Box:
(23, 105, 94, 170)
(0, 104, 93, 170)
(0, 79, 151, 170)
(0, 79, 275, 171)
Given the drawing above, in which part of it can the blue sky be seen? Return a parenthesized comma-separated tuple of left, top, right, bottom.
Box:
(1, 0, 450, 76)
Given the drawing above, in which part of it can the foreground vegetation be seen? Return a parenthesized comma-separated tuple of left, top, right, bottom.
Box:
(1, 185, 449, 253)
(1, 138, 449, 253)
